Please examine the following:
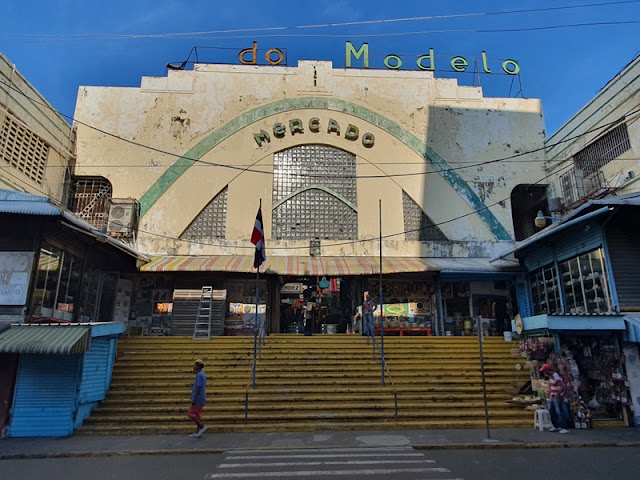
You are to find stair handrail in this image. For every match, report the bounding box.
[369,335,399,421]
[245,316,266,423]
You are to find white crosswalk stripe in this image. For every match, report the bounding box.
[205,446,463,479]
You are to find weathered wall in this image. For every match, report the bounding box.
[545,55,640,201]
[0,53,74,201]
[73,60,545,257]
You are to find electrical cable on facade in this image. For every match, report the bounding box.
[1,79,637,180]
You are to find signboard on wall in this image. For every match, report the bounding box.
[0,252,34,305]
[113,278,133,325]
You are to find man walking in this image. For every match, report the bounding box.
[188,359,207,438]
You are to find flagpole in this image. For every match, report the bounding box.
[252,199,262,389]
[379,199,385,387]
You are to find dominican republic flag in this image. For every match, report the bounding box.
[251,204,266,269]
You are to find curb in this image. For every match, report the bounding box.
[2,441,640,460]
[413,441,640,450]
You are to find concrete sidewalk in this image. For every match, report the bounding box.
[2,427,640,459]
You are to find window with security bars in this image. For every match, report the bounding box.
[1,113,49,184]
[273,145,357,240]
[402,191,448,241]
[181,186,228,240]
[574,124,631,176]
[70,177,113,230]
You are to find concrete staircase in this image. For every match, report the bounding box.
[77,334,532,435]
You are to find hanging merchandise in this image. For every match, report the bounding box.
[560,335,632,424]
[319,276,330,289]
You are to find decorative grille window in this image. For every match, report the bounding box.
[181,186,228,240]
[574,124,631,176]
[1,113,49,184]
[529,249,613,315]
[70,177,112,230]
[559,248,613,314]
[402,191,448,241]
[272,145,357,240]
[529,263,561,315]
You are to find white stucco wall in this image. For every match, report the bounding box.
[73,60,545,257]
[0,53,74,201]
[545,56,640,203]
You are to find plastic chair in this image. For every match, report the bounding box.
[534,409,553,431]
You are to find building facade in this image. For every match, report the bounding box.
[507,54,640,427]
[0,52,74,201]
[73,60,547,336]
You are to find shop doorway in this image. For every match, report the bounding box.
[279,277,354,334]
[0,353,18,433]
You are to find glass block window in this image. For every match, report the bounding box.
[402,191,448,241]
[273,145,357,240]
[1,113,49,184]
[181,186,228,240]
[574,124,631,176]
[70,177,112,230]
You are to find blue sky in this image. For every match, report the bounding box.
[1,0,639,135]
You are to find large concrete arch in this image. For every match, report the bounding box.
[138,97,511,240]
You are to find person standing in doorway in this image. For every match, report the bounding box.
[363,293,377,345]
[188,359,207,438]
[540,363,569,434]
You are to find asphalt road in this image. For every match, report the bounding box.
[1,446,638,480]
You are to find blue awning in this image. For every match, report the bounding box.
[624,315,640,343]
[521,314,626,332]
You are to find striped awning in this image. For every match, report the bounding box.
[0,326,91,355]
[140,255,439,275]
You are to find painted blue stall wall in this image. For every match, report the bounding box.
[106,338,117,388]
[514,275,532,319]
[78,338,111,403]
[522,221,603,271]
[10,355,80,437]
[75,337,118,427]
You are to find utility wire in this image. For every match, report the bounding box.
[1,1,637,39]
[1,78,638,180]
[109,161,579,251]
[3,153,575,252]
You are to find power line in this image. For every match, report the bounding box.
[1,1,637,39]
[109,161,578,252]
[2,77,638,181]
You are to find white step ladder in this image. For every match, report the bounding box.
[192,286,213,341]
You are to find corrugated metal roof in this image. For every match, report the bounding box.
[0,188,147,261]
[0,326,91,355]
[0,189,61,215]
[429,257,520,272]
[140,255,439,275]
[141,255,517,275]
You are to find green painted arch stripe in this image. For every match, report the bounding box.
[138,97,511,240]
[273,185,358,212]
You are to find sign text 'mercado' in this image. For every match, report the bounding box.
[253,118,375,148]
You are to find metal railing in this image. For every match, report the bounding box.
[245,317,266,423]
[368,332,399,422]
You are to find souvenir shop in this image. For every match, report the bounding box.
[520,332,634,427]
[364,277,435,336]
[440,279,514,337]
[278,276,354,335]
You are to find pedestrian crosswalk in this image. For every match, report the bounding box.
[204,446,463,479]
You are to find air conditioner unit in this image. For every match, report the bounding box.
[561,169,584,207]
[548,197,563,213]
[107,200,138,234]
